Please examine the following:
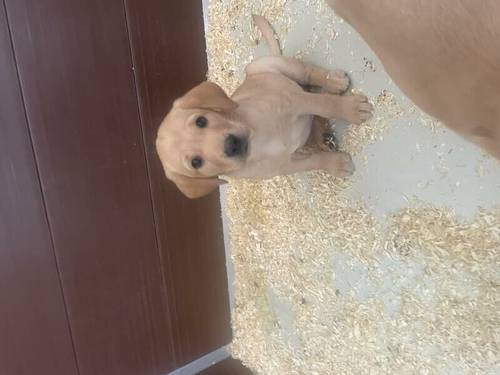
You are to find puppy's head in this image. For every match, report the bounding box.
[156,82,250,199]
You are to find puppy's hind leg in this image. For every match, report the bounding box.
[246,56,350,94]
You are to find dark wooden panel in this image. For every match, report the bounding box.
[0,3,79,375]
[125,0,231,365]
[4,0,175,374]
[198,358,254,375]
[124,0,231,366]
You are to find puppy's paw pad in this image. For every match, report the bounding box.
[325,69,350,94]
[343,94,374,125]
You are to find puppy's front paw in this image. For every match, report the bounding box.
[323,152,355,177]
[342,94,373,125]
[324,69,350,94]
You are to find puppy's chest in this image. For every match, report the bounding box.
[252,114,311,158]
[240,96,312,156]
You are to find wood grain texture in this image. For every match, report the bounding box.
[124,0,231,366]
[4,0,175,374]
[198,358,254,375]
[0,3,79,374]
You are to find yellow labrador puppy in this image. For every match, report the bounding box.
[156,16,373,199]
[327,0,500,159]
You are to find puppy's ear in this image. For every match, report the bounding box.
[174,82,237,112]
[164,169,227,199]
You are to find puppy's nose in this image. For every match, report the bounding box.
[224,134,247,157]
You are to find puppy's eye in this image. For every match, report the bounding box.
[195,116,208,128]
[191,156,203,169]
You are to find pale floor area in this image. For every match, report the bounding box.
[202,0,499,374]
[271,3,500,221]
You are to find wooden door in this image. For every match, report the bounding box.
[0,1,231,374]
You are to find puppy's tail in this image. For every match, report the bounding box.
[252,15,281,56]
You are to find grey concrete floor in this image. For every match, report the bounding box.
[220,0,499,297]
[181,1,500,374]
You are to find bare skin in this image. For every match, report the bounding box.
[327,0,500,159]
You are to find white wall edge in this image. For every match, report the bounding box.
[166,346,230,375]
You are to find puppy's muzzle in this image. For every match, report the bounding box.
[224,134,248,158]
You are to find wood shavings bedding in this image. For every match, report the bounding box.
[227,176,499,374]
[206,1,500,374]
